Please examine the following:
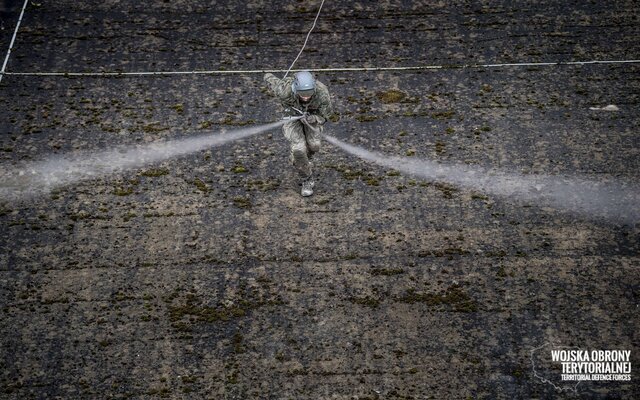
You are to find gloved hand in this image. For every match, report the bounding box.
[305,113,317,124]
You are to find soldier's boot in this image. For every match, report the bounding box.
[301,175,315,197]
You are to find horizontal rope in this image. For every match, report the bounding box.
[1,59,639,78]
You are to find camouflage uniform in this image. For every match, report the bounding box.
[264,73,334,180]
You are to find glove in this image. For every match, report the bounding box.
[304,114,325,125]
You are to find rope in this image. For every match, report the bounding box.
[3,59,639,77]
[0,0,30,85]
[282,0,326,79]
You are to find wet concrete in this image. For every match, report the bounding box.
[0,1,639,399]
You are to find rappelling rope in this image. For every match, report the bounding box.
[282,0,326,79]
[0,0,30,85]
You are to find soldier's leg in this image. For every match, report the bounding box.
[304,123,323,161]
[299,123,322,197]
[283,120,311,179]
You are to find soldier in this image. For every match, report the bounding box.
[264,71,334,197]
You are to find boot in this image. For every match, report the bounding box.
[301,176,315,197]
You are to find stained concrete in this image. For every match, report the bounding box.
[0,1,639,399]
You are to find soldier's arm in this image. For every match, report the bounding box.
[263,73,290,100]
[317,90,334,124]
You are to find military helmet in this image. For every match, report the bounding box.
[292,71,316,98]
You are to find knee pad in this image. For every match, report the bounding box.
[307,140,321,154]
[292,144,307,158]
[291,146,307,166]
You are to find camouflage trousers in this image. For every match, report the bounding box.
[283,119,322,180]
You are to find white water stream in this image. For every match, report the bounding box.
[0,120,291,201]
[324,134,639,225]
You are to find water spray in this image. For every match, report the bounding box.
[0,119,299,202]
[324,134,639,225]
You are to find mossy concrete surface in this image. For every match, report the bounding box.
[1,1,639,399]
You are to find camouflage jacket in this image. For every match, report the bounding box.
[264,73,334,123]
